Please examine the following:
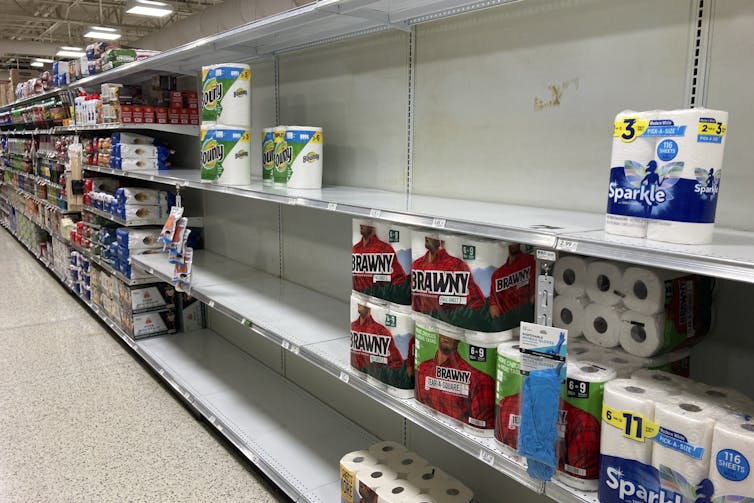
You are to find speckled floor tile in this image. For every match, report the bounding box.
[0,230,290,503]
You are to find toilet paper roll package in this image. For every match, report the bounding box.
[583,303,626,348]
[200,126,251,185]
[619,274,713,357]
[406,465,450,493]
[621,267,686,315]
[115,187,170,207]
[585,260,626,306]
[116,227,162,250]
[412,230,531,332]
[606,108,728,244]
[384,451,427,479]
[414,318,497,433]
[201,64,251,127]
[352,219,411,305]
[605,110,656,238]
[350,294,415,397]
[554,255,593,297]
[340,450,380,503]
[630,368,690,392]
[377,481,421,502]
[368,441,407,464]
[708,411,754,500]
[557,361,618,491]
[494,341,523,452]
[425,479,474,503]
[553,295,591,338]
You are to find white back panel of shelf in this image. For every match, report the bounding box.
[278,31,410,191]
[412,0,692,214]
[208,310,285,374]
[705,0,754,230]
[250,58,276,179]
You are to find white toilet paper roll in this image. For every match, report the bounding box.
[652,396,723,486]
[585,261,626,305]
[583,303,627,348]
[360,464,399,488]
[384,451,427,479]
[601,379,666,464]
[426,479,474,503]
[554,256,592,297]
[606,110,656,238]
[630,368,689,392]
[406,465,449,493]
[708,412,754,499]
[619,311,666,357]
[368,441,407,463]
[558,361,619,491]
[622,267,684,315]
[340,450,380,474]
[553,295,590,337]
[646,109,728,245]
[402,495,441,503]
[593,347,646,378]
[340,450,381,503]
[568,339,596,358]
[693,383,750,410]
[377,481,422,502]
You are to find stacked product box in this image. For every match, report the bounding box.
[84,180,174,226]
[114,226,163,280]
[109,132,172,171]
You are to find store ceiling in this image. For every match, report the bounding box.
[0,0,224,69]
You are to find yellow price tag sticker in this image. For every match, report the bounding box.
[698,121,727,137]
[614,117,650,143]
[311,131,323,144]
[603,405,660,442]
[340,466,355,503]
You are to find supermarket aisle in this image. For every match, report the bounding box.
[0,230,289,503]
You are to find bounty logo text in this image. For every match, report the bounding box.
[202,80,223,109]
[201,140,225,168]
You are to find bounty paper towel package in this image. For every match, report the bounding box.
[200,126,251,185]
[414,317,497,433]
[605,108,728,244]
[352,219,412,305]
[284,126,323,189]
[261,127,274,186]
[350,294,415,397]
[201,64,251,126]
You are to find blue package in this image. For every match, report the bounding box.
[518,367,563,481]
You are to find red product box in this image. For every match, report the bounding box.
[120,105,133,124]
[184,91,198,109]
[156,107,168,124]
[169,91,183,108]
[168,108,181,125]
[132,106,144,124]
[189,114,199,125]
[143,106,155,124]
[179,108,190,125]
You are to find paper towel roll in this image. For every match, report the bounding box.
[558,361,618,491]
[377,481,422,502]
[652,396,722,486]
[402,495,440,503]
[593,347,646,378]
[495,341,522,452]
[554,256,591,297]
[405,465,449,493]
[201,64,251,127]
[583,303,626,348]
[619,310,667,357]
[601,379,666,464]
[646,109,729,245]
[285,126,323,189]
[708,412,754,499]
[630,368,688,392]
[340,450,381,503]
[553,295,590,337]
[368,441,407,463]
[693,383,750,410]
[622,267,683,315]
[425,479,474,503]
[261,127,274,186]
[605,110,656,237]
[568,339,595,358]
[585,261,626,305]
[200,126,251,185]
[385,451,427,479]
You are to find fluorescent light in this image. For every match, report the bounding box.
[126,0,173,17]
[56,49,86,58]
[84,30,122,40]
[60,46,82,51]
[90,26,118,32]
[34,58,54,63]
[30,62,44,68]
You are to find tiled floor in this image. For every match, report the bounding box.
[0,230,290,502]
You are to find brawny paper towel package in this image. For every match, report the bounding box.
[583,303,627,348]
[557,361,618,491]
[349,294,415,397]
[606,110,656,237]
[605,108,728,244]
[352,219,412,305]
[494,341,523,453]
[201,64,251,126]
[708,412,754,500]
[553,295,591,338]
[554,255,593,297]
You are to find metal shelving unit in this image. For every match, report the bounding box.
[130,249,546,495]
[0,123,199,136]
[0,221,377,503]
[8,185,78,215]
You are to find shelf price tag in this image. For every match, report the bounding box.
[208,300,215,308]
[479,449,495,466]
[557,239,579,252]
[290,345,300,355]
[536,249,557,262]
[339,371,350,383]
[369,209,381,218]
[281,340,290,351]
[327,202,337,211]
[241,318,252,328]
[288,198,296,205]
[431,218,446,229]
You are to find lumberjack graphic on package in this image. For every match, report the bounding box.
[352,219,411,305]
[414,315,497,431]
[350,292,415,395]
[411,230,536,332]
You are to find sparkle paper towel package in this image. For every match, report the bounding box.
[352,219,412,305]
[605,108,728,244]
[708,412,754,500]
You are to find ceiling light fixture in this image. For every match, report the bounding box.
[90,26,118,32]
[30,61,44,67]
[56,49,87,58]
[125,0,173,17]
[84,30,122,40]
[34,58,55,63]
[60,46,83,51]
